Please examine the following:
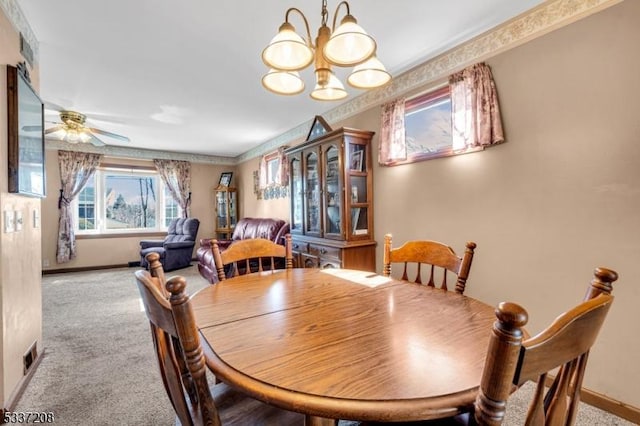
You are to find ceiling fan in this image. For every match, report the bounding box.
[41,106,131,146]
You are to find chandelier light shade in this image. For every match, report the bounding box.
[347,55,391,89]
[323,15,376,66]
[262,69,305,95]
[261,0,391,101]
[311,70,348,101]
[262,22,314,71]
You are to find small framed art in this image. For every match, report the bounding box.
[350,150,363,172]
[219,172,233,187]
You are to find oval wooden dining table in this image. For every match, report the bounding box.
[189,268,497,425]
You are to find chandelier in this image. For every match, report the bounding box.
[261,0,391,101]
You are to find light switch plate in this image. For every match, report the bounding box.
[4,210,15,233]
[33,209,40,228]
[15,210,23,231]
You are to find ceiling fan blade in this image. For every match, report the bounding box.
[87,127,130,142]
[87,133,106,147]
[44,100,65,112]
[44,125,66,135]
[22,125,43,132]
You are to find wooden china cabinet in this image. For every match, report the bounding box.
[214,185,237,239]
[286,127,376,272]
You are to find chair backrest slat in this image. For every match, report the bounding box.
[383,234,476,294]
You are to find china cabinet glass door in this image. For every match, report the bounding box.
[290,156,303,233]
[215,186,237,239]
[348,142,370,238]
[304,150,321,236]
[323,145,342,239]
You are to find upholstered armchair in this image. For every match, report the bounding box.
[139,218,200,271]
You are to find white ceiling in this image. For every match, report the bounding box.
[17,0,543,158]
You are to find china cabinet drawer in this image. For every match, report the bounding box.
[291,241,308,253]
[308,243,340,260]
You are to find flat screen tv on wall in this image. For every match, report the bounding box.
[7,63,46,198]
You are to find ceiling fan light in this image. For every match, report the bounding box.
[310,70,347,101]
[66,129,80,143]
[262,69,305,95]
[262,22,314,71]
[79,130,92,143]
[323,15,376,66]
[50,128,67,140]
[347,55,391,89]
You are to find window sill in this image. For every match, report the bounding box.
[76,231,166,240]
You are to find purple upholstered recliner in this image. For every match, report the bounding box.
[139,218,200,271]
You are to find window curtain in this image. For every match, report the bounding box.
[153,159,192,218]
[378,97,407,165]
[258,147,289,189]
[258,155,268,190]
[449,62,504,150]
[56,150,102,263]
[276,147,289,187]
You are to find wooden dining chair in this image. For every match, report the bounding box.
[212,234,293,281]
[366,267,618,426]
[473,267,618,425]
[383,234,476,294]
[135,252,303,425]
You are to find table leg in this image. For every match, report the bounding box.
[305,414,338,426]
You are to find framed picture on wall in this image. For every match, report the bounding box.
[219,172,233,187]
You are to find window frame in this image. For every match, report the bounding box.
[400,86,455,165]
[73,165,177,236]
[398,85,483,166]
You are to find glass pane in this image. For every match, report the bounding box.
[217,191,228,228]
[77,174,96,231]
[325,146,341,235]
[229,191,237,227]
[305,152,320,233]
[349,144,365,172]
[350,175,367,203]
[351,207,368,235]
[105,174,157,229]
[164,187,179,227]
[405,93,452,157]
[290,158,303,231]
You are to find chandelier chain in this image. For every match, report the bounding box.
[321,0,328,26]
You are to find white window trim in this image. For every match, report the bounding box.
[74,167,178,235]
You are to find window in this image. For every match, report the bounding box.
[163,187,180,227]
[74,167,177,234]
[403,86,453,163]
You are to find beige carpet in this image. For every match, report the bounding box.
[15,266,634,425]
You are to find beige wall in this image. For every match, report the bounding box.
[0,10,43,408]
[28,0,640,412]
[41,153,234,271]
[236,157,289,221]
[241,1,640,409]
